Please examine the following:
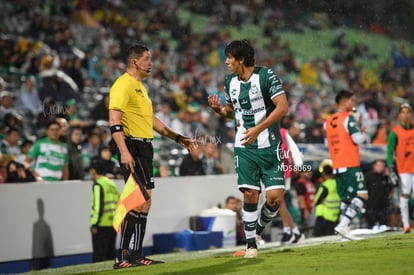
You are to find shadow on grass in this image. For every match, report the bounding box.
[157,257,265,275]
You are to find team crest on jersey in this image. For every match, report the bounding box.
[270,132,276,140]
[250,84,259,94]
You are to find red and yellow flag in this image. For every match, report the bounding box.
[112,173,150,232]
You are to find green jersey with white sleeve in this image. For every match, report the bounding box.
[224,66,285,149]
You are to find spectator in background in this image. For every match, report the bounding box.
[91,145,121,179]
[154,100,172,125]
[365,159,395,229]
[15,76,42,117]
[67,127,85,180]
[36,97,57,134]
[0,155,15,183]
[5,160,36,183]
[371,118,390,145]
[54,117,70,143]
[0,91,17,121]
[202,142,224,175]
[171,108,193,138]
[91,94,110,122]
[25,121,69,182]
[89,157,119,262]
[314,160,340,237]
[224,196,245,245]
[387,103,414,233]
[179,145,205,176]
[65,98,89,129]
[16,139,34,164]
[0,127,21,157]
[81,130,102,170]
[294,170,317,231]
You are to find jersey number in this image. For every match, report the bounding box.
[355,171,364,182]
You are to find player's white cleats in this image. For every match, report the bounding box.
[244,248,258,258]
[256,235,265,246]
[335,226,363,241]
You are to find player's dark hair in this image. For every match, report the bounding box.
[224,39,255,66]
[126,44,149,64]
[335,90,354,104]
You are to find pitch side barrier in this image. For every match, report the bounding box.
[0,175,238,265]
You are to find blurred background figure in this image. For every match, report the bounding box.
[364,159,396,230]
[224,195,245,245]
[89,157,119,262]
[67,127,85,180]
[294,170,316,234]
[202,142,224,175]
[179,145,205,176]
[314,160,340,236]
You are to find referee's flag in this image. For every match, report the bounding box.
[112,173,150,232]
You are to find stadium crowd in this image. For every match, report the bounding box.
[0,0,413,184]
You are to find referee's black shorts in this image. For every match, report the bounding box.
[118,138,155,189]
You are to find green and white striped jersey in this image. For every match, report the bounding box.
[28,137,69,181]
[224,66,285,149]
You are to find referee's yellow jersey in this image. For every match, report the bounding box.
[109,73,153,138]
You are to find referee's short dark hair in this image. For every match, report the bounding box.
[335,90,354,104]
[126,44,149,63]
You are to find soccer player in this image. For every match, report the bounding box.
[387,102,414,233]
[208,39,289,258]
[324,90,368,240]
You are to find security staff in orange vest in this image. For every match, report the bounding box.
[324,90,368,240]
[387,102,414,233]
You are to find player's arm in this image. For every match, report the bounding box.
[346,115,367,144]
[314,185,328,205]
[386,130,397,166]
[153,116,197,151]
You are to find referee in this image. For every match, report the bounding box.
[109,44,196,269]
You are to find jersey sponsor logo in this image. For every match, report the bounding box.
[250,95,264,103]
[242,106,265,115]
[231,89,237,96]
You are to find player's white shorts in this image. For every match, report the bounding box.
[399,173,414,195]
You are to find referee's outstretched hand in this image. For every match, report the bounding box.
[178,136,198,152]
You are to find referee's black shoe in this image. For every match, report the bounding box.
[113,249,140,269]
[134,256,165,266]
